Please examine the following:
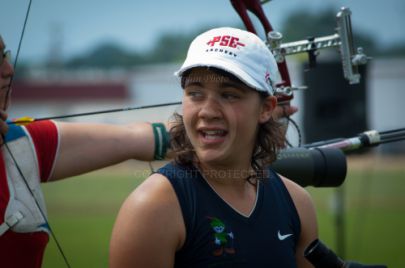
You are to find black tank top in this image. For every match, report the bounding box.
[157,162,301,268]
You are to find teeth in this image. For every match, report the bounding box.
[204,130,224,135]
[202,130,226,139]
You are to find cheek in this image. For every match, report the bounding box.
[182,102,197,133]
[182,101,192,122]
[235,104,262,124]
[230,105,262,138]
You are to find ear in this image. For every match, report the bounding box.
[258,95,277,123]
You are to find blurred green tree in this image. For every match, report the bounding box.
[60,8,404,70]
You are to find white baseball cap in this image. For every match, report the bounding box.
[175,27,281,95]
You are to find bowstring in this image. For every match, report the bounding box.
[3,144,71,267]
[4,0,32,110]
[284,116,302,148]
[4,0,71,266]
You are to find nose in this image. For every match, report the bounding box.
[198,95,222,120]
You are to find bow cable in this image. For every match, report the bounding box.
[4,0,71,266]
[4,0,32,110]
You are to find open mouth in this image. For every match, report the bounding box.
[199,129,228,140]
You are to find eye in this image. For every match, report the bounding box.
[222,93,237,100]
[1,50,11,65]
[184,87,204,100]
[221,90,241,100]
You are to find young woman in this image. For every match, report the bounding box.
[110,27,318,268]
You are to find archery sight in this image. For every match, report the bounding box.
[267,7,371,99]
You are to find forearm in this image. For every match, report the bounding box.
[50,121,158,180]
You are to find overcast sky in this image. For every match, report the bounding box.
[1,0,404,63]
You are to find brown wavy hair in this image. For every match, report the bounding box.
[170,67,285,180]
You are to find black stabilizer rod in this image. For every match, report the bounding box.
[271,147,347,187]
[304,128,405,152]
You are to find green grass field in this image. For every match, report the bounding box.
[41,156,405,267]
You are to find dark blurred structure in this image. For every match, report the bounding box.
[12,80,128,102]
[303,61,368,143]
[9,75,132,123]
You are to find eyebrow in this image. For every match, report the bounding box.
[184,80,203,88]
[184,78,250,93]
[220,81,250,92]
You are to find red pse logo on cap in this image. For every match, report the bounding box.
[207,35,245,49]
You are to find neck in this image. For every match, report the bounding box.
[197,161,255,186]
[197,161,259,217]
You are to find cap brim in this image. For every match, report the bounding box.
[175,57,268,93]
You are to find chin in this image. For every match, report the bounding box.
[196,150,229,166]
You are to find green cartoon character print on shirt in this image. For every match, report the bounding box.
[208,217,236,256]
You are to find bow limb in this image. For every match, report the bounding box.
[230,0,292,100]
[230,0,299,147]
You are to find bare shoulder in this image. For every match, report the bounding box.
[278,175,317,226]
[279,175,314,211]
[110,172,185,268]
[279,175,318,267]
[133,172,176,200]
[119,172,183,227]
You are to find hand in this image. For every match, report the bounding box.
[273,104,298,121]
[273,104,298,140]
[0,110,8,144]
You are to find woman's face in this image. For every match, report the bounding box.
[182,68,276,169]
[0,36,14,110]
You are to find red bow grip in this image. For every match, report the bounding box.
[230,0,293,103]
